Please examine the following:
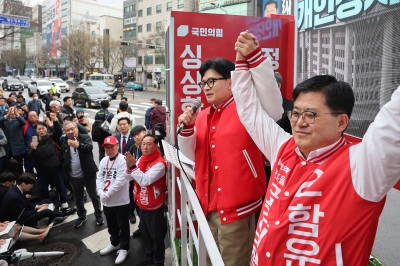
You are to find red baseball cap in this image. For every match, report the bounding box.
[102,136,119,147]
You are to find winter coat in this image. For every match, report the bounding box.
[0,116,25,157]
[27,121,62,170]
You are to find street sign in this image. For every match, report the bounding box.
[0,16,30,28]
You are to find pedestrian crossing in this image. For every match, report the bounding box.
[78,100,166,126]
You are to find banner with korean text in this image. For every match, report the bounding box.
[171,11,295,121]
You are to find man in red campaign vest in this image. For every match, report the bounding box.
[232,31,400,265]
[177,38,283,264]
[125,134,167,266]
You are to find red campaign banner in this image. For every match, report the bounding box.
[171,11,296,119]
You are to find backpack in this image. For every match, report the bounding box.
[92,110,111,142]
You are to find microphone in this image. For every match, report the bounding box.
[177,99,202,134]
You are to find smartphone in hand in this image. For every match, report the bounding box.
[67,132,75,140]
[32,136,38,147]
[46,111,51,118]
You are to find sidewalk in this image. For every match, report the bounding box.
[143,85,166,92]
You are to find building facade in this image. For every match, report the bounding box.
[297,1,400,138]
[40,0,124,77]
[135,0,195,85]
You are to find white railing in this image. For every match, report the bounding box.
[163,140,224,266]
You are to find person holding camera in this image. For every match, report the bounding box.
[0,106,25,174]
[75,108,91,132]
[27,112,74,215]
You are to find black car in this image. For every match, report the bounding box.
[72,86,111,108]
[16,76,33,89]
[81,81,118,99]
[2,77,24,91]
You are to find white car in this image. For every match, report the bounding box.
[0,77,7,86]
[50,78,70,92]
[28,80,61,97]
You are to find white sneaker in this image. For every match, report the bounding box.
[115,249,128,264]
[61,202,68,209]
[99,243,119,255]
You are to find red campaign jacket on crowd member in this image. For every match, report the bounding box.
[127,149,166,211]
[232,58,400,264]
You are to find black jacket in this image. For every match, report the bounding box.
[60,105,74,115]
[115,133,134,154]
[27,121,62,170]
[0,184,9,207]
[0,185,37,223]
[128,142,142,160]
[276,97,293,135]
[61,133,98,177]
[0,115,26,157]
[42,94,53,112]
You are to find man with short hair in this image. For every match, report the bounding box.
[232,31,400,265]
[42,89,54,112]
[148,99,166,134]
[118,97,132,114]
[28,93,45,116]
[97,136,130,265]
[128,125,147,227]
[16,94,25,105]
[0,98,8,117]
[109,102,136,134]
[177,37,282,265]
[0,173,67,226]
[145,98,156,133]
[61,121,103,228]
[22,111,40,173]
[0,171,16,206]
[263,0,278,17]
[6,93,17,107]
[17,103,29,120]
[125,134,167,266]
[115,117,134,154]
[92,100,114,162]
[60,96,74,116]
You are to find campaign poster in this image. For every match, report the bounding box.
[170,11,295,124]
[46,0,61,58]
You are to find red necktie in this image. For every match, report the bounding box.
[122,136,127,152]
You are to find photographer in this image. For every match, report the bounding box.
[75,108,91,132]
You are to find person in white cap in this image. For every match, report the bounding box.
[96,136,130,264]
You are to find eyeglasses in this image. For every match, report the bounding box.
[198,77,228,89]
[287,110,343,124]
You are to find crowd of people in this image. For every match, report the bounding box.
[1,29,399,266]
[0,87,168,265]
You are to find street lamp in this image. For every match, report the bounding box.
[210,3,228,14]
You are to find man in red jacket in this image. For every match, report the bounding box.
[177,51,283,264]
[125,134,166,266]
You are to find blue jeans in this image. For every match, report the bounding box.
[36,165,67,204]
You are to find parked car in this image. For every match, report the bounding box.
[16,76,33,89]
[72,86,111,108]
[28,80,61,97]
[81,80,118,99]
[125,82,143,91]
[66,78,79,85]
[50,78,70,92]
[0,77,7,86]
[2,77,24,91]
[78,79,87,85]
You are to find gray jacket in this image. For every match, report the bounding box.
[0,128,7,158]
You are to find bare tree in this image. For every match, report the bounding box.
[0,0,36,43]
[1,49,27,74]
